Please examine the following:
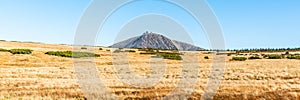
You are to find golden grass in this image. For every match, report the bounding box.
[1,41,300,99]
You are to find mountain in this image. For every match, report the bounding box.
[110,32,202,51]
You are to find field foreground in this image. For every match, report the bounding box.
[1,41,300,99]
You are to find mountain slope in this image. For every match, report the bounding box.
[111,32,202,51]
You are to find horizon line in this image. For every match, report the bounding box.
[1,39,299,51]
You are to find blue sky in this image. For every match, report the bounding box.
[0,0,299,49]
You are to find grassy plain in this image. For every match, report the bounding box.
[1,41,300,99]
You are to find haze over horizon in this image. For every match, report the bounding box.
[0,0,300,49]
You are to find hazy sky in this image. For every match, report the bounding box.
[0,0,299,49]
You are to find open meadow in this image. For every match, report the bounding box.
[1,41,300,99]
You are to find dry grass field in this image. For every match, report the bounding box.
[1,41,300,99]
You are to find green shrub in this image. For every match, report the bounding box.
[113,49,136,53]
[140,52,156,55]
[285,51,289,55]
[264,54,283,59]
[81,47,87,50]
[287,55,300,59]
[45,51,100,58]
[248,56,261,60]
[231,57,247,61]
[9,49,33,54]
[139,49,156,55]
[204,56,209,59]
[10,41,19,42]
[138,48,157,52]
[160,53,182,60]
[0,48,9,52]
[140,51,182,60]
[113,49,122,53]
[138,48,148,51]
[124,50,136,53]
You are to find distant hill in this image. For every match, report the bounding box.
[111,32,202,51]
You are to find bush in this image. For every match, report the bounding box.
[138,48,148,51]
[140,51,182,60]
[287,55,300,59]
[140,50,156,55]
[138,48,157,52]
[160,53,182,60]
[231,57,247,61]
[45,51,100,58]
[113,49,136,53]
[0,48,9,52]
[81,47,87,50]
[248,56,261,60]
[140,52,157,55]
[204,56,209,59]
[9,49,33,54]
[124,50,136,53]
[10,41,19,42]
[264,54,283,59]
[113,49,122,53]
[285,51,289,55]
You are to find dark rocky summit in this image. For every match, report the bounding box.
[111,32,202,51]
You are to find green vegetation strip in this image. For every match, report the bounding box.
[45,51,100,58]
[231,57,247,61]
[204,56,209,59]
[287,55,300,59]
[248,56,261,59]
[0,48,33,54]
[138,48,182,60]
[9,49,33,54]
[0,48,9,52]
[160,52,182,60]
[263,54,283,59]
